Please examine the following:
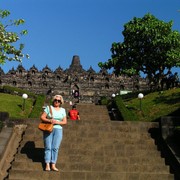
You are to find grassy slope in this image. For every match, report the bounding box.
[0,88,179,121]
[0,93,34,119]
[124,88,180,121]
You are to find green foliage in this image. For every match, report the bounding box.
[28,94,46,118]
[99,13,180,87]
[0,93,33,118]
[0,9,29,65]
[1,85,36,98]
[100,96,110,105]
[114,95,138,121]
[123,88,180,121]
[0,86,45,119]
[0,90,45,119]
[120,89,154,101]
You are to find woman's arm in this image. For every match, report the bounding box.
[59,116,67,125]
[40,112,53,123]
[52,116,67,125]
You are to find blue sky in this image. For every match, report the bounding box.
[0,0,180,76]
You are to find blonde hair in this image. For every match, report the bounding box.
[52,95,64,104]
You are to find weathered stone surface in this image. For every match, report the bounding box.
[6,104,174,180]
[0,55,148,102]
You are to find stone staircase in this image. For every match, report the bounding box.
[7,103,174,180]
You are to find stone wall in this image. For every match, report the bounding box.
[0,55,149,102]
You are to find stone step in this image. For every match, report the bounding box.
[11,161,170,174]
[60,142,158,153]
[8,170,59,180]
[26,119,157,133]
[22,132,152,143]
[72,131,148,139]
[64,122,152,129]
[14,152,43,163]
[23,133,43,140]
[77,105,108,110]
[14,154,164,169]
[16,147,161,164]
[64,132,152,140]
[11,161,43,170]
[79,111,109,115]
[59,155,166,165]
[23,130,151,140]
[8,170,174,180]
[21,136,154,148]
[24,123,154,135]
[0,127,13,157]
[18,137,156,150]
[59,148,161,158]
[18,138,159,154]
[79,115,108,120]
[14,153,165,165]
[7,104,174,179]
[14,154,33,162]
[67,120,158,128]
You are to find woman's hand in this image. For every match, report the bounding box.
[51,117,67,125]
[51,119,57,124]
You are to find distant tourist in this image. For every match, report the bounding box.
[69,101,73,106]
[68,104,80,121]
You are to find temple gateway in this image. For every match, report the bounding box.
[0,55,148,103]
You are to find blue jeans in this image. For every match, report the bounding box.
[43,128,63,164]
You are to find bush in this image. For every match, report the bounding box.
[1,85,36,99]
[28,94,46,118]
[100,96,110,105]
[121,90,153,101]
[114,95,138,121]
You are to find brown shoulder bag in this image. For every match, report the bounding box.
[38,105,53,133]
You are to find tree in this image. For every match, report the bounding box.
[0,10,29,65]
[98,13,180,88]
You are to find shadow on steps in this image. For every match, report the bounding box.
[20,141,45,169]
[149,127,180,180]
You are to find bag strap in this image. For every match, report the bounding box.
[49,105,53,118]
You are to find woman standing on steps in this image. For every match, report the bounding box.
[40,95,67,171]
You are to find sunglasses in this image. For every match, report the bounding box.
[54,99,61,103]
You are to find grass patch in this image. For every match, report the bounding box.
[0,93,34,119]
[0,88,179,122]
[124,88,180,121]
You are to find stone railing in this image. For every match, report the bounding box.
[160,116,180,179]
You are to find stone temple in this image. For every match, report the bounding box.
[0,55,148,103]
